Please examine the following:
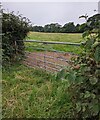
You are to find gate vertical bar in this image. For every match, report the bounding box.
[44,50,46,71]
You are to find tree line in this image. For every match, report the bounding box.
[32,22,87,33]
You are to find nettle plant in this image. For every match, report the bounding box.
[57,14,100,119]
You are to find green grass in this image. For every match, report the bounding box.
[2,63,72,118]
[25,32,84,54]
[27,32,83,42]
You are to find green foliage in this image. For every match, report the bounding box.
[32,22,88,33]
[44,23,61,33]
[62,22,76,33]
[33,25,44,32]
[57,14,100,119]
[94,45,100,62]
[2,11,32,64]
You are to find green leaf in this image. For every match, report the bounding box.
[94,45,100,62]
[67,71,77,81]
[92,41,100,48]
[92,104,99,116]
[89,101,99,116]
[84,91,91,98]
[82,31,90,38]
[89,76,98,85]
[95,69,100,77]
[82,105,86,112]
[76,102,82,112]
[91,93,96,99]
[56,69,66,80]
[85,39,95,49]
[75,75,84,83]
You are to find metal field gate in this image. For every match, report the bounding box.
[19,40,83,73]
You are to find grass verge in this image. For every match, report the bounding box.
[2,63,72,118]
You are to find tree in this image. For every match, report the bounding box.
[44,23,61,33]
[62,22,76,33]
[75,24,81,33]
[33,26,44,32]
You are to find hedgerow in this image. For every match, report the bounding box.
[2,11,32,64]
[57,14,100,119]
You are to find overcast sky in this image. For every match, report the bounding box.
[2,2,98,26]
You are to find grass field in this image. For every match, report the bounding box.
[25,32,84,54]
[2,63,72,118]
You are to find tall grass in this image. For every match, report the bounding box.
[2,64,72,118]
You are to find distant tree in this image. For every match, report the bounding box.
[75,24,81,33]
[44,23,61,33]
[62,22,76,33]
[32,22,92,33]
[33,26,44,32]
[44,24,51,32]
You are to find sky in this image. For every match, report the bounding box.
[2,2,99,26]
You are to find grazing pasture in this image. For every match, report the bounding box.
[25,32,84,54]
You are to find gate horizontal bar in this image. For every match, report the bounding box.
[21,40,85,46]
